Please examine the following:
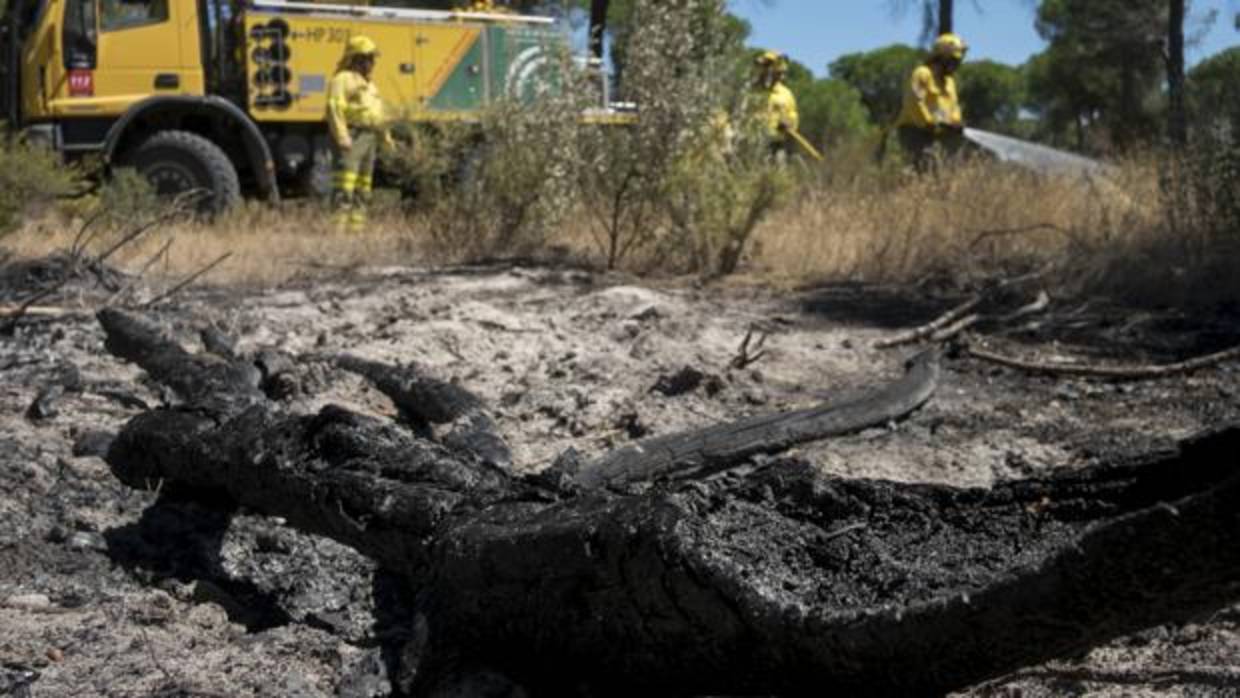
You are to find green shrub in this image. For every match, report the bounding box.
[577,0,791,276]
[387,50,589,262]
[99,167,161,221]
[0,135,82,236]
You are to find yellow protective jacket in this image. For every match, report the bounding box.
[762,83,800,140]
[895,64,963,131]
[459,0,512,12]
[326,69,387,148]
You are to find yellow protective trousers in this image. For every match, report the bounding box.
[331,130,378,234]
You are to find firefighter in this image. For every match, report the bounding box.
[752,51,799,158]
[326,35,394,233]
[458,0,512,13]
[894,33,968,172]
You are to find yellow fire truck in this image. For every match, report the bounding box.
[0,0,620,211]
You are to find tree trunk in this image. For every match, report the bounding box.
[589,0,609,61]
[96,309,1240,697]
[939,0,954,35]
[1167,0,1188,146]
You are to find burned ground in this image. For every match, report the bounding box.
[2,260,1239,697]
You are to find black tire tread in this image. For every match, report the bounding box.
[125,129,241,213]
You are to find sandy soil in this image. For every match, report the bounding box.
[2,257,1239,697]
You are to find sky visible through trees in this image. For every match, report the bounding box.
[732,0,1237,76]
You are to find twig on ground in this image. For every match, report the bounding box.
[875,295,982,349]
[68,209,111,261]
[995,290,1051,324]
[965,339,1240,380]
[142,251,233,308]
[928,313,983,344]
[2,199,189,332]
[877,265,1055,350]
[0,305,75,318]
[2,285,68,334]
[1003,666,1240,689]
[105,237,175,307]
[822,522,868,542]
[730,323,771,369]
[92,208,182,268]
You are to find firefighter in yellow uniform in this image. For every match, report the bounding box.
[457,0,512,13]
[894,33,967,172]
[752,51,799,158]
[326,35,394,233]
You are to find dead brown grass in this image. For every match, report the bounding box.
[749,156,1162,288]
[6,153,1234,312]
[5,201,431,287]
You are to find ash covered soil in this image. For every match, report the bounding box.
[2,257,1239,697]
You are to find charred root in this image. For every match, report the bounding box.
[97,309,1240,697]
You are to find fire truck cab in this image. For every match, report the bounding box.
[0,1,609,211]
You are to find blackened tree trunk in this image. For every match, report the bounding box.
[939,0,954,35]
[589,0,609,61]
[1167,0,1188,146]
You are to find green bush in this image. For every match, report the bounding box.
[98,167,161,221]
[0,135,82,236]
[577,0,790,276]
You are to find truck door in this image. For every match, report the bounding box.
[3,0,49,125]
[350,22,416,121]
[89,0,204,115]
[18,0,63,122]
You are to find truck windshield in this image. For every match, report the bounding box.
[99,0,168,32]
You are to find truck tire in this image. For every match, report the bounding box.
[123,130,241,214]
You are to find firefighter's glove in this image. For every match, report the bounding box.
[338,139,353,153]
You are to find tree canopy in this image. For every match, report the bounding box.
[1188,46,1240,132]
[828,44,923,127]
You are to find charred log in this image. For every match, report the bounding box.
[97,310,1240,697]
[567,349,939,490]
[97,308,262,414]
[337,354,512,470]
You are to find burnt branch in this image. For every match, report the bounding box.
[336,355,512,470]
[143,252,234,308]
[875,295,982,349]
[966,338,1240,380]
[97,310,1240,697]
[96,308,262,414]
[730,323,771,369]
[569,349,940,490]
[877,269,1054,350]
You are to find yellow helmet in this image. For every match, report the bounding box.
[754,50,788,75]
[932,33,968,61]
[345,35,379,59]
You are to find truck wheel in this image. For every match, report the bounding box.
[123,130,241,214]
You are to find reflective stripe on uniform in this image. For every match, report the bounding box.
[333,170,359,192]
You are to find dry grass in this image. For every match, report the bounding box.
[749,156,1162,288]
[5,201,431,287]
[6,153,1236,311]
